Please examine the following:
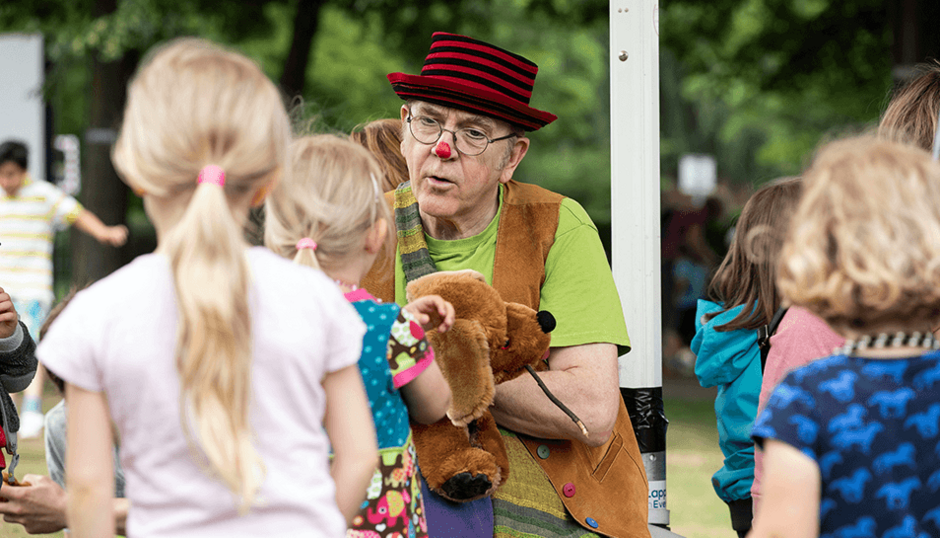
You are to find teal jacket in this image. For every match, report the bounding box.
[691,300,761,503]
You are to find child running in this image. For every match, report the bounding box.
[264,134,453,538]
[751,136,940,538]
[691,177,802,538]
[0,140,128,439]
[35,38,377,538]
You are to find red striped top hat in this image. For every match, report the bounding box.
[388,32,557,131]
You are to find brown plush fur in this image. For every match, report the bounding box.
[406,270,553,502]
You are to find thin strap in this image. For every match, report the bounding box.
[758,307,788,373]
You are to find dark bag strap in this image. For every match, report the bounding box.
[757,307,788,373]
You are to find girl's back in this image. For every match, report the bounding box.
[39,247,363,537]
[750,136,940,538]
[755,351,940,535]
[265,134,452,538]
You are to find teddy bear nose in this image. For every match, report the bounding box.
[536,311,556,334]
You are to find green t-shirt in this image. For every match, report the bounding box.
[394,185,630,349]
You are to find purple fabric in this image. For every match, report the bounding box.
[420,476,493,538]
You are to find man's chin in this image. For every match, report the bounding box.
[415,195,459,221]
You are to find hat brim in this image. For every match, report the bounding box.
[388,72,557,131]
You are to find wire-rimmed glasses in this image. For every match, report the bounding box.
[406,114,517,156]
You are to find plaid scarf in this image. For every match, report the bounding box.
[394,181,437,283]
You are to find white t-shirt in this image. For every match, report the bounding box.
[38,247,365,538]
[0,176,83,303]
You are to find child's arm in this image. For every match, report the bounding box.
[64,382,115,538]
[400,363,451,425]
[403,295,455,334]
[0,474,130,535]
[392,302,453,424]
[323,364,377,525]
[749,439,820,538]
[0,286,37,392]
[73,209,128,247]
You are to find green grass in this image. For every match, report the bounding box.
[664,397,731,538]
[5,390,729,538]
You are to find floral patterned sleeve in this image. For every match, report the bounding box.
[387,306,435,389]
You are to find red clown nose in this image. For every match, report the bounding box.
[435,141,452,159]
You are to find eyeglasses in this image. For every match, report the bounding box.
[406,114,517,156]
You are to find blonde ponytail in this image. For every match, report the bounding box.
[162,180,261,509]
[112,38,290,510]
[292,245,321,270]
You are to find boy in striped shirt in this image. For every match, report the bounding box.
[0,140,127,438]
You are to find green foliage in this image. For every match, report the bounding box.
[660,0,894,183]
[0,0,620,231]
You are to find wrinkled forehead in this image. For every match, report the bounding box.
[409,100,506,131]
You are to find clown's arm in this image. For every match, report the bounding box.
[490,343,620,446]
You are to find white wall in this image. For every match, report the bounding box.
[0,34,45,180]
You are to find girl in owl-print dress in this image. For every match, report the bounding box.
[264,134,454,538]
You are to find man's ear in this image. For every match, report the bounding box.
[499,136,530,184]
[400,105,410,154]
[365,217,388,254]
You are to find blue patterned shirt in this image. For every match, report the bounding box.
[753,351,940,537]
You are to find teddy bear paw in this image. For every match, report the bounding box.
[447,399,492,427]
[441,472,496,501]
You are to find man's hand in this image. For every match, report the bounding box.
[0,474,68,534]
[0,287,19,339]
[403,295,455,333]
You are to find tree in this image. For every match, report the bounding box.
[3,0,626,283]
[658,0,899,180]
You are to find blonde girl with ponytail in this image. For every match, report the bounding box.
[36,39,377,538]
[265,134,453,538]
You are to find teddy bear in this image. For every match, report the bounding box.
[405,269,582,502]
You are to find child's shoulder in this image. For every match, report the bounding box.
[19,177,69,199]
[246,247,349,311]
[54,253,171,327]
[345,289,400,317]
[779,353,858,391]
[75,252,169,299]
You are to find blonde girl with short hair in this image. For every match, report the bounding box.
[36,38,377,538]
[265,134,453,538]
[750,136,940,538]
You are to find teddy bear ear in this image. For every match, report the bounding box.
[446,269,487,283]
[405,269,488,302]
[405,272,439,302]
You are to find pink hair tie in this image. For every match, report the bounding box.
[296,238,317,251]
[197,165,225,187]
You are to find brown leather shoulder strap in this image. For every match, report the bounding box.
[491,180,563,308]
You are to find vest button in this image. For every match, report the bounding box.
[537,445,550,459]
[562,482,576,497]
[586,517,599,529]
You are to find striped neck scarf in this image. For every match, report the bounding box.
[394,181,438,283]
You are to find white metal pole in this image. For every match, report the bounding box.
[610,2,676,534]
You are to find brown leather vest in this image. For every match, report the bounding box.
[362,180,650,538]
